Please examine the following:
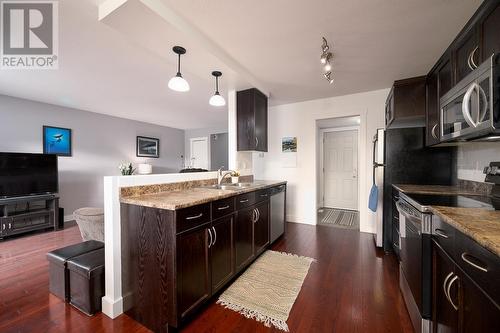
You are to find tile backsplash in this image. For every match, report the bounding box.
[456,142,500,183]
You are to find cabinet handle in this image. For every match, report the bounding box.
[434,228,449,239]
[212,227,217,246]
[8,223,11,229]
[431,124,438,140]
[255,136,259,148]
[2,224,5,230]
[240,199,249,203]
[252,208,257,223]
[186,213,203,220]
[446,275,459,311]
[461,252,488,273]
[208,228,213,248]
[443,272,454,303]
[255,208,260,223]
[469,46,479,70]
[217,205,230,211]
[260,194,268,197]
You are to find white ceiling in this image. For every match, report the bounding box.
[0,0,482,129]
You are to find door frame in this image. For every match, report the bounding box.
[319,126,360,210]
[190,136,210,170]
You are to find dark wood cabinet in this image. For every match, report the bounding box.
[235,205,255,272]
[481,5,500,62]
[459,265,500,333]
[237,88,268,152]
[385,76,426,129]
[426,54,453,146]
[432,243,459,333]
[122,185,285,332]
[177,224,211,320]
[210,215,234,293]
[425,0,500,146]
[253,201,269,256]
[432,221,500,333]
[454,28,479,83]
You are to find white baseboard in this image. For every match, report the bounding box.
[102,295,123,319]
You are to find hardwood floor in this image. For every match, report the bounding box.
[0,223,413,333]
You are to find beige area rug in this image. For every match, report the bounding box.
[217,250,315,332]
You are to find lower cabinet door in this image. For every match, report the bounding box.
[458,265,500,333]
[253,201,269,256]
[210,215,234,293]
[235,206,255,272]
[177,224,211,319]
[433,243,459,333]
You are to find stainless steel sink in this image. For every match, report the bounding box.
[201,184,237,190]
[227,182,253,188]
[200,182,255,190]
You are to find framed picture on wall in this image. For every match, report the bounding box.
[43,126,72,156]
[137,136,159,158]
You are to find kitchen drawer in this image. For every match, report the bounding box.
[255,189,270,202]
[236,192,256,210]
[176,203,211,234]
[212,197,235,220]
[454,230,500,305]
[431,215,456,256]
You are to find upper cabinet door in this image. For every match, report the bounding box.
[480,4,500,62]
[453,28,480,83]
[437,56,453,99]
[237,88,268,152]
[426,69,440,146]
[254,91,268,152]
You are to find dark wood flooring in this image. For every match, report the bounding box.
[0,223,413,333]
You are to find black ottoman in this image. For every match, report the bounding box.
[67,248,105,315]
[46,240,104,302]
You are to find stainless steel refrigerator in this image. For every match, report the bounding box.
[372,127,454,252]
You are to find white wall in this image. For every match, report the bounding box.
[457,142,500,182]
[0,94,185,218]
[253,88,389,233]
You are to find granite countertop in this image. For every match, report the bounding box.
[393,184,481,196]
[430,206,500,257]
[120,180,287,210]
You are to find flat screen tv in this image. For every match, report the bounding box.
[0,153,58,198]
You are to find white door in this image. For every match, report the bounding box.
[190,137,209,170]
[323,130,358,210]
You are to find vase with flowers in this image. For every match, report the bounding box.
[119,162,135,176]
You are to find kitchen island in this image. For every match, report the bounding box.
[120,180,286,332]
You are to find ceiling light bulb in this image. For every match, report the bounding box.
[324,72,334,84]
[209,92,226,106]
[168,46,189,92]
[320,53,328,64]
[324,62,332,72]
[168,73,190,92]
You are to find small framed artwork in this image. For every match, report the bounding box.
[137,136,160,158]
[43,126,72,156]
[282,137,297,152]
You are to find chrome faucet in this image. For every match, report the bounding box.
[218,167,235,185]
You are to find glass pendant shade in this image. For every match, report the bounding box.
[209,92,226,106]
[168,73,190,92]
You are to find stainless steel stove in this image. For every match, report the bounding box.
[396,192,493,333]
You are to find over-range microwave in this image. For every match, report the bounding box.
[440,54,500,143]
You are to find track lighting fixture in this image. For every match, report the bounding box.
[320,37,334,84]
[209,71,226,107]
[168,46,190,92]
[324,72,334,84]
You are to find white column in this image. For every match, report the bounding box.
[102,176,123,318]
[227,89,237,171]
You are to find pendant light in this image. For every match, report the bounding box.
[209,71,226,107]
[168,46,190,92]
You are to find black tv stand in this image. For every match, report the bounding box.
[0,194,60,240]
